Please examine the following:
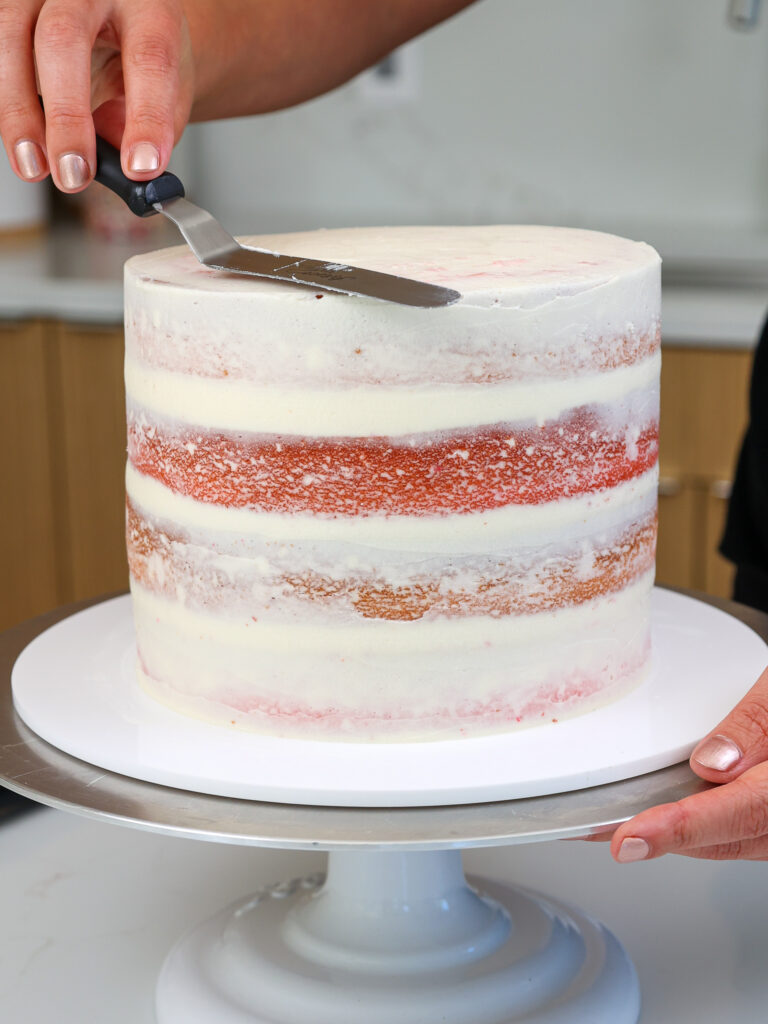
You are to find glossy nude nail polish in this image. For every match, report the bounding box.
[616,837,650,863]
[692,734,742,772]
[127,143,160,174]
[58,153,89,190]
[14,140,44,179]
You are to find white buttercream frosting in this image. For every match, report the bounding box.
[125,353,661,437]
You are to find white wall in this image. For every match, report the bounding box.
[188,0,768,253]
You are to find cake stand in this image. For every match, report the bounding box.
[2,590,767,1024]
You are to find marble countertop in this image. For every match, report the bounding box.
[0,224,177,325]
[2,805,767,1023]
[662,286,768,348]
[1,225,767,347]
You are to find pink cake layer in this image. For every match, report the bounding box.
[127,406,658,517]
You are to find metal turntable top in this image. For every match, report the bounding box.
[1,591,765,852]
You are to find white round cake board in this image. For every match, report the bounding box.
[11,589,768,808]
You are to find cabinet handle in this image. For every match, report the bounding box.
[710,479,733,500]
[658,476,682,497]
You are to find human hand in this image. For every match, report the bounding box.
[0,0,193,192]
[606,664,768,862]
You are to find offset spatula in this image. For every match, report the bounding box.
[94,137,460,308]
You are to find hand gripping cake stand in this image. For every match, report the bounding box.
[2,589,768,1024]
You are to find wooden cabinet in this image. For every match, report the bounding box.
[48,322,127,604]
[657,346,753,598]
[0,321,60,629]
[0,320,127,632]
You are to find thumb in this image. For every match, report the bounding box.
[690,664,768,783]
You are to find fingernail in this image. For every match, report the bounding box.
[127,142,160,174]
[58,152,89,190]
[692,734,742,772]
[616,837,650,863]
[14,140,44,179]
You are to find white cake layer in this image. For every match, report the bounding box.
[124,225,661,388]
[126,462,658,554]
[124,352,661,437]
[132,574,653,741]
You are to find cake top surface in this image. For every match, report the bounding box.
[126,224,660,309]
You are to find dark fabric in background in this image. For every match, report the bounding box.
[721,314,768,612]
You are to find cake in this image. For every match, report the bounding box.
[124,225,661,741]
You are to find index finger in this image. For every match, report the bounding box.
[116,0,184,178]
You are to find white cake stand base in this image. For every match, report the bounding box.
[156,850,639,1024]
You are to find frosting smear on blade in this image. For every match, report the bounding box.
[124,224,661,742]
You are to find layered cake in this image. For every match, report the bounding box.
[125,225,661,741]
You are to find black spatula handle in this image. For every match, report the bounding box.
[94,136,185,217]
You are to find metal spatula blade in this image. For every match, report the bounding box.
[94,138,460,308]
[157,196,460,307]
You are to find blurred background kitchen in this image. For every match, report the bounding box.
[1,0,766,632]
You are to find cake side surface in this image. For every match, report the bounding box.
[124,224,661,741]
[125,224,660,386]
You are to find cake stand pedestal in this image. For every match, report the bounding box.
[156,848,637,1024]
[2,592,767,1024]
